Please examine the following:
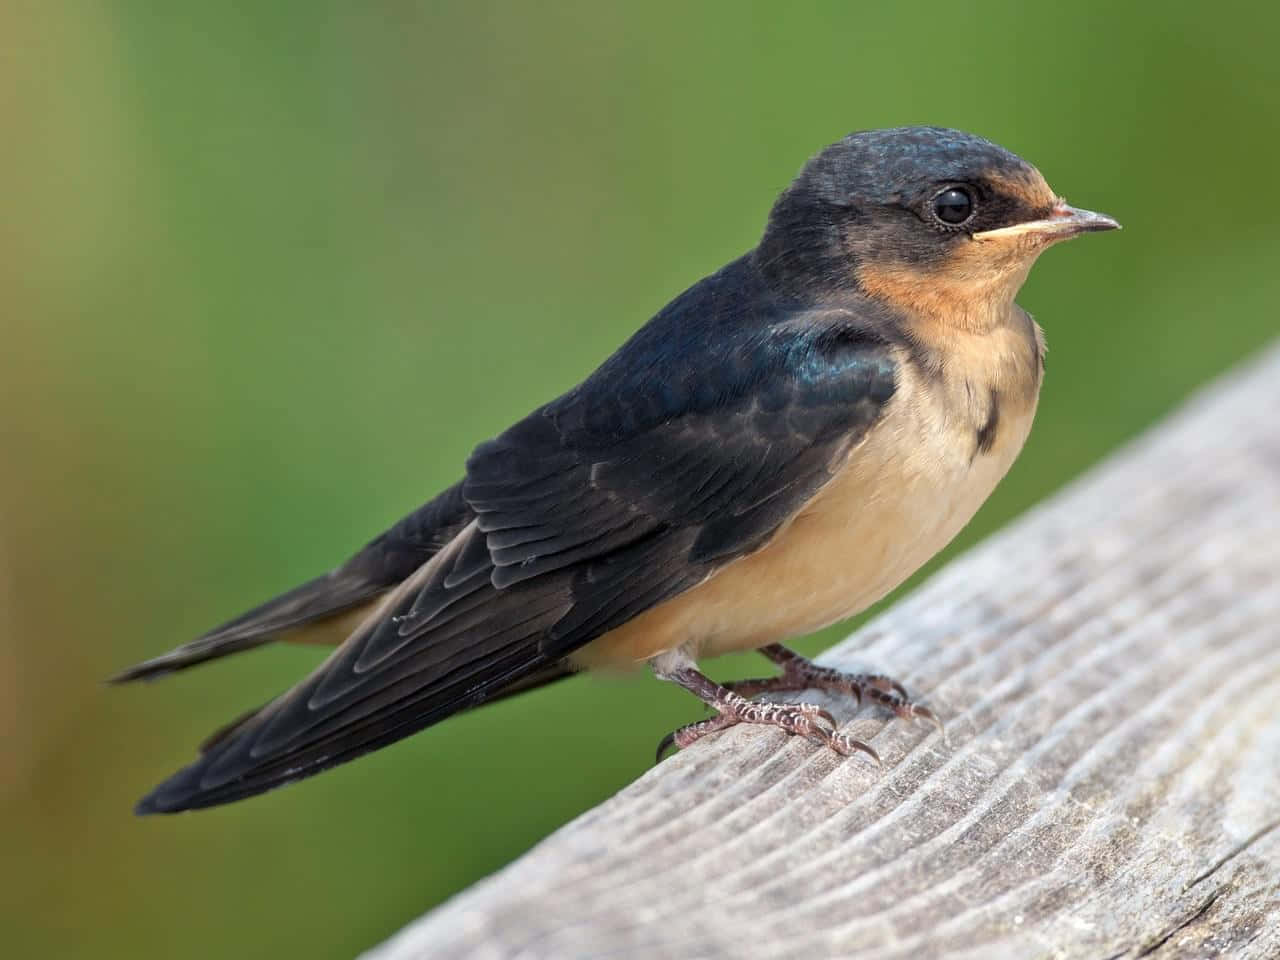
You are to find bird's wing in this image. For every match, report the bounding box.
[138,306,899,812]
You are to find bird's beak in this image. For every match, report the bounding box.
[972,201,1121,243]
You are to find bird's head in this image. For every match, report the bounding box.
[757,126,1119,329]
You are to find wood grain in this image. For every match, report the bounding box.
[365,344,1280,960]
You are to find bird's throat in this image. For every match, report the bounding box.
[856,255,1035,336]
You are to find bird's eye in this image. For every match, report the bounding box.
[932,187,974,225]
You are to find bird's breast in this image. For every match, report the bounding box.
[573,321,1042,670]
[687,365,1037,657]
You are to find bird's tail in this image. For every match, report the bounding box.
[110,481,476,684]
[108,571,386,683]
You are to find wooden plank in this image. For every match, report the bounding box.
[365,343,1280,960]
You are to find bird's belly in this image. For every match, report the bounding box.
[573,396,1034,669]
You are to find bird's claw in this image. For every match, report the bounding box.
[829,732,882,765]
[864,673,910,701]
[864,686,944,737]
[907,702,945,736]
[655,730,679,763]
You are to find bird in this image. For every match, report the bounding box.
[115,125,1119,814]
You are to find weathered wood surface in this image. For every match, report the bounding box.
[366,344,1280,960]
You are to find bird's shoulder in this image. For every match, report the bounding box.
[496,254,905,458]
[460,255,908,588]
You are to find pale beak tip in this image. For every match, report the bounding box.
[1061,205,1121,235]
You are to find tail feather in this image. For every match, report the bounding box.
[108,572,384,683]
[110,481,474,683]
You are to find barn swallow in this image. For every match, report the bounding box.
[115,126,1118,813]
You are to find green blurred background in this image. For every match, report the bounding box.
[2,2,1277,957]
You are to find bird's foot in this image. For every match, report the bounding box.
[723,643,943,734]
[651,651,883,763]
[655,688,877,763]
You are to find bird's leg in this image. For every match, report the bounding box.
[724,643,942,732]
[651,649,880,763]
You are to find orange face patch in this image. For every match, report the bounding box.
[854,166,1065,331]
[856,243,1037,333]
